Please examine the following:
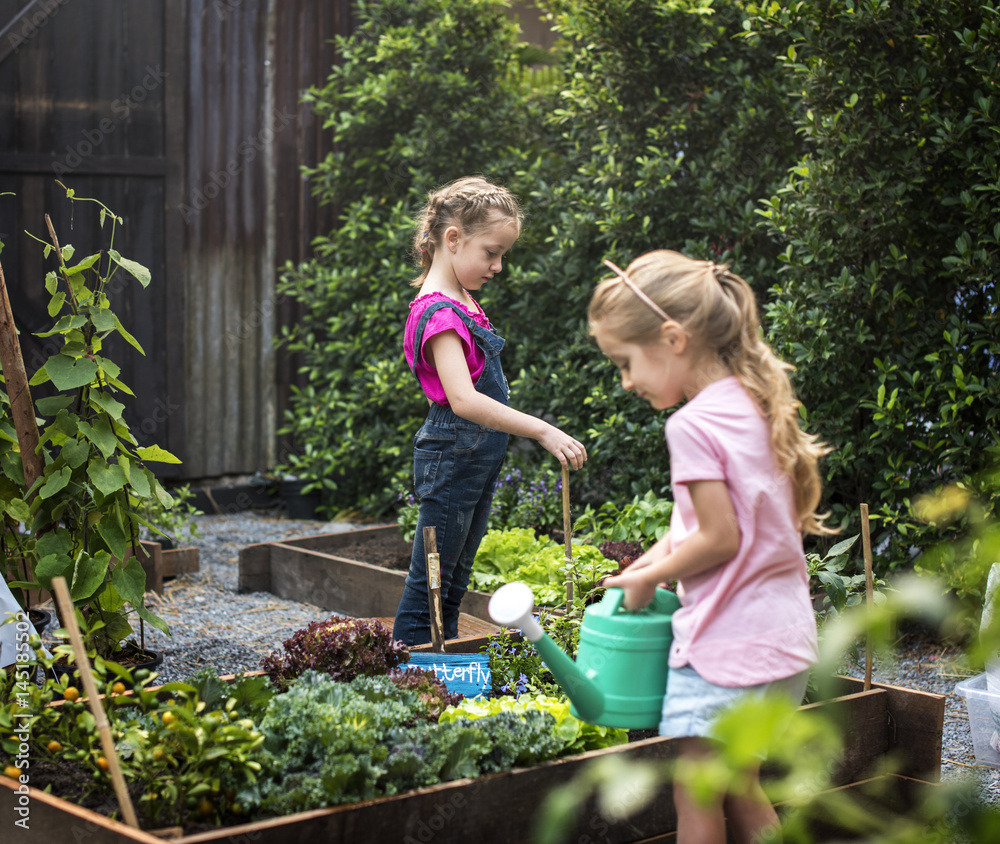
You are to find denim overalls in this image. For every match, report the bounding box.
[392,301,510,646]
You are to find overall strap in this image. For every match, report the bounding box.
[409,300,484,376]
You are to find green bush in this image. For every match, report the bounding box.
[279,0,999,580]
[497,0,803,505]
[749,0,1000,571]
[276,0,550,515]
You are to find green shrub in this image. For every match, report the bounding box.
[276,0,548,515]
[749,0,1000,571]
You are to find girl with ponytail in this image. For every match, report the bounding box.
[589,249,831,844]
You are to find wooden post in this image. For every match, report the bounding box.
[562,465,573,611]
[0,260,44,494]
[51,576,140,829]
[423,526,445,653]
[860,503,874,691]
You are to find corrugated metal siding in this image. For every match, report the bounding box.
[181,0,346,478]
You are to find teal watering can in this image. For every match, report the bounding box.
[488,582,681,729]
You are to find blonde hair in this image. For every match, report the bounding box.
[588,249,832,535]
[410,176,523,286]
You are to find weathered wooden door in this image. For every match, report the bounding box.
[0,0,187,476]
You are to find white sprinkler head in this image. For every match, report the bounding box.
[489,582,544,642]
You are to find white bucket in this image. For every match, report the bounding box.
[983,562,1000,697]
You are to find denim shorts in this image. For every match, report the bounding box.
[659,665,810,739]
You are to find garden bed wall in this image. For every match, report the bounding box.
[0,682,945,843]
[238,525,494,621]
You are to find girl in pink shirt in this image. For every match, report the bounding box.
[589,250,832,844]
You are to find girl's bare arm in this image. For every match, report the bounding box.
[603,480,740,609]
[426,330,587,470]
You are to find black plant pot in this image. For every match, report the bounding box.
[28,607,53,636]
[282,479,322,520]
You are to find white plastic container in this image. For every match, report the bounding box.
[955,673,1000,768]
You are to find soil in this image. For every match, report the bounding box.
[330,532,412,571]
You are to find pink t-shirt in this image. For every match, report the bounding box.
[665,376,818,687]
[404,293,490,406]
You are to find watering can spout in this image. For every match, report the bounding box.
[488,583,606,723]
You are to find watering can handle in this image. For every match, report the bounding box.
[603,588,627,614]
[603,586,680,616]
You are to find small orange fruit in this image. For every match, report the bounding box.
[63,686,80,702]
[47,740,62,753]
[96,756,110,771]
[161,711,177,726]
[112,682,127,695]
[3,765,21,779]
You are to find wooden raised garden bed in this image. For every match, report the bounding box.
[0,677,945,843]
[238,524,495,623]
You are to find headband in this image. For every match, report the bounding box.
[602,259,672,323]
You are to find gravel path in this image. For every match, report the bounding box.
[63,509,1000,809]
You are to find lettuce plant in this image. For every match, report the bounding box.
[261,617,409,693]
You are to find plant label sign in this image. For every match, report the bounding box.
[402,653,491,698]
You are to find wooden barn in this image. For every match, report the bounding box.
[0,0,552,484]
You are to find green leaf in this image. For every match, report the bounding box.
[36,314,88,337]
[35,554,73,587]
[78,416,119,459]
[27,364,51,387]
[45,292,66,318]
[136,445,182,464]
[2,497,30,522]
[111,555,147,607]
[95,511,129,562]
[46,354,98,390]
[37,529,73,559]
[130,466,152,499]
[39,466,72,499]
[88,462,127,496]
[90,391,126,420]
[59,439,91,469]
[112,315,145,354]
[71,551,111,601]
[108,250,151,288]
[826,535,859,558]
[135,601,169,635]
[65,252,102,275]
[89,306,116,333]
[35,395,74,417]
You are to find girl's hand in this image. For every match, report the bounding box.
[537,425,588,471]
[603,566,659,611]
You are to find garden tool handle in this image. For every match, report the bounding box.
[562,465,573,610]
[51,576,140,829]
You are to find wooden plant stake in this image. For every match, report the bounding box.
[423,526,446,653]
[860,503,874,691]
[0,260,44,494]
[562,465,574,611]
[51,575,140,829]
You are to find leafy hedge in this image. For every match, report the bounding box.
[279,0,999,578]
[748,0,1000,567]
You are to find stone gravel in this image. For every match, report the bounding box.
[63,508,1000,809]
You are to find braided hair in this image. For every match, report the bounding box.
[410,176,523,286]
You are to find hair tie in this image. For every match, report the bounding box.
[603,259,672,323]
